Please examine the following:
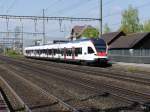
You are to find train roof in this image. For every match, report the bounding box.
[25,38,106,50]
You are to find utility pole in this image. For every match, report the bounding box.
[43,9,46,45]
[99,0,103,37]
[4,17,9,55]
[21,22,24,54]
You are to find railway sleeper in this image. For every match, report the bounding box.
[80,92,110,101]
[102,105,138,112]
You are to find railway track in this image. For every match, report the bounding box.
[0,89,10,112]
[0,75,31,112]
[1,58,132,111]
[9,56,150,86]
[0,65,79,112]
[0,56,150,111]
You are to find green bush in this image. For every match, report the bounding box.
[5,49,22,58]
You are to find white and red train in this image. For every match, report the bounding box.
[24,38,108,64]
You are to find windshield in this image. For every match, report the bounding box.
[95,46,106,52]
[92,39,107,52]
[92,39,106,46]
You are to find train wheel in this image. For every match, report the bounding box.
[81,61,89,66]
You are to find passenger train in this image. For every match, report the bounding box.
[24,38,108,64]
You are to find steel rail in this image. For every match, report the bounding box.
[0,75,32,112]
[0,65,79,112]
[17,57,150,86]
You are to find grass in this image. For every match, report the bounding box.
[0,61,4,64]
[127,67,139,73]
[5,50,23,59]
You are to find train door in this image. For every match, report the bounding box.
[86,47,95,61]
[52,49,54,59]
[72,47,75,60]
[82,46,87,61]
[58,49,61,59]
[47,49,48,58]
[38,50,40,57]
[64,47,66,60]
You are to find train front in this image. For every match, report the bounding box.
[92,38,108,64]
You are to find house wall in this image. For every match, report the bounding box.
[109,49,150,64]
[109,55,150,64]
[108,33,150,63]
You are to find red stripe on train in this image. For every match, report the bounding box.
[97,52,107,56]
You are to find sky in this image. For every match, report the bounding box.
[0,0,150,46]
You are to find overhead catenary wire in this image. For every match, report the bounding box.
[103,0,114,6]
[6,0,18,13]
[35,0,61,16]
[0,15,100,21]
[45,0,62,11]
[74,0,114,17]
[103,1,150,19]
[103,16,150,31]
[47,0,91,17]
[0,0,9,13]
[102,1,150,31]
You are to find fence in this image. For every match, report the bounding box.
[108,49,150,64]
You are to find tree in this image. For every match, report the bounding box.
[81,27,99,38]
[103,23,111,33]
[143,20,150,32]
[120,5,143,33]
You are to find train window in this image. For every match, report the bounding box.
[41,49,44,54]
[70,49,72,56]
[41,49,47,54]
[79,48,82,54]
[69,49,72,56]
[72,48,75,56]
[66,49,68,56]
[45,49,48,54]
[95,46,106,52]
[40,50,42,54]
[53,49,57,55]
[39,50,42,54]
[75,48,78,56]
[26,50,28,54]
[66,48,72,56]
[27,50,30,54]
[37,50,40,55]
[92,39,107,53]
[33,50,36,54]
[66,49,69,56]
[56,49,61,54]
[61,49,64,56]
[46,49,48,55]
[48,49,52,55]
[88,47,94,54]
[75,48,82,56]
